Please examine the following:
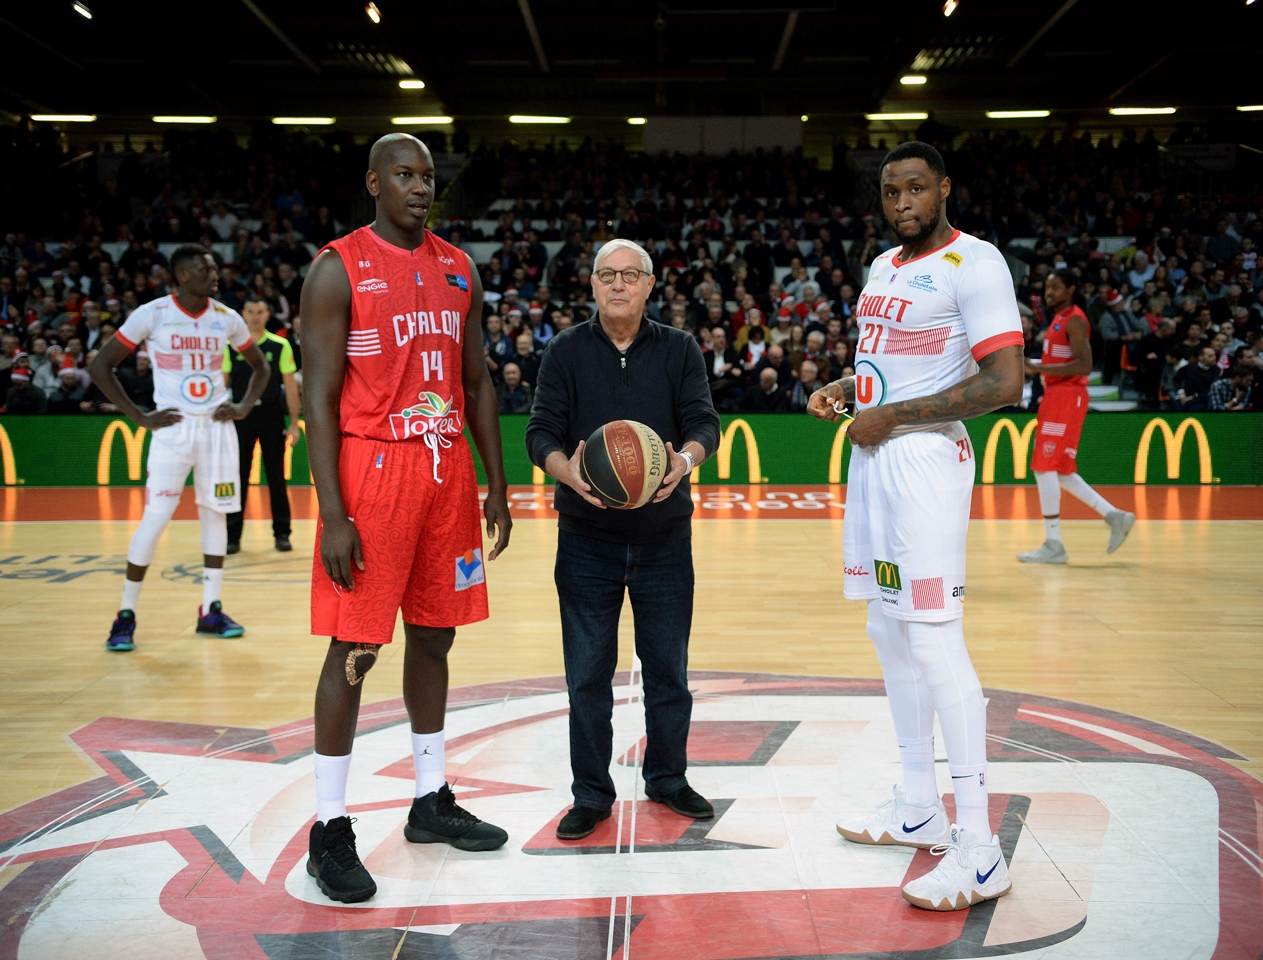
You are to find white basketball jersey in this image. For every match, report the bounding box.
[853,230,1022,430]
[115,296,252,415]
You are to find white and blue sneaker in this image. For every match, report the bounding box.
[902,824,1012,911]
[836,786,951,850]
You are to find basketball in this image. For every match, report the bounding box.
[579,420,668,509]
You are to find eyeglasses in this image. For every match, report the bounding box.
[594,267,650,285]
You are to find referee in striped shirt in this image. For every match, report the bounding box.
[224,296,300,553]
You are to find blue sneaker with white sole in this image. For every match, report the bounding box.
[196,600,245,638]
[107,609,137,651]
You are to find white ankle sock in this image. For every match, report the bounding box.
[1043,517,1062,542]
[120,578,143,613]
[1059,471,1114,517]
[314,752,352,824]
[950,764,991,838]
[412,731,445,797]
[201,567,223,612]
[898,736,938,806]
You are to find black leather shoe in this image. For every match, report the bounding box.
[556,805,611,840]
[405,783,508,851]
[645,783,714,820]
[275,535,292,552]
[226,541,240,555]
[307,816,377,903]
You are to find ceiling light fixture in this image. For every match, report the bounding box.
[272,117,335,125]
[1236,104,1263,112]
[627,117,647,125]
[865,112,929,121]
[365,2,381,23]
[31,114,96,122]
[800,114,809,122]
[900,75,927,85]
[986,110,1051,118]
[391,116,453,125]
[942,0,958,15]
[509,115,570,124]
[153,115,216,123]
[399,79,426,89]
[1108,106,1176,116]
[72,2,92,19]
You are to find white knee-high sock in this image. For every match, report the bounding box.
[1059,472,1115,517]
[1034,471,1062,542]
[314,752,352,824]
[905,618,991,838]
[120,578,143,612]
[866,600,937,805]
[202,568,224,611]
[412,730,446,797]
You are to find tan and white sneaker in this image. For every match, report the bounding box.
[836,785,950,850]
[901,824,1012,911]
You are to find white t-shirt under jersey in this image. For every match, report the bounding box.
[853,230,1023,431]
[115,295,253,415]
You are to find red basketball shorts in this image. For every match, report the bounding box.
[1031,385,1088,475]
[311,434,488,644]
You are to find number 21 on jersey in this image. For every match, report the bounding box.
[957,437,973,462]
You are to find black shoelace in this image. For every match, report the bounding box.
[435,786,481,824]
[323,820,366,870]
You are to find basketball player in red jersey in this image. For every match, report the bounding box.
[300,134,513,903]
[1018,268,1135,564]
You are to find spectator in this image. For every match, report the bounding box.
[829,338,853,381]
[1173,345,1221,410]
[704,326,742,410]
[1097,288,1146,385]
[484,315,513,381]
[740,367,789,412]
[739,323,767,368]
[118,352,154,411]
[496,361,534,414]
[1174,321,1205,362]
[511,330,542,386]
[753,342,794,389]
[788,359,824,411]
[1208,365,1253,411]
[3,367,46,413]
[47,365,87,413]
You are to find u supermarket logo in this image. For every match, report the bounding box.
[214,482,235,498]
[875,560,901,591]
[180,374,215,404]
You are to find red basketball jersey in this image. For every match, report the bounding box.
[1041,304,1089,388]
[321,226,472,442]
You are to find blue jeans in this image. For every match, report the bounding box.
[555,531,694,811]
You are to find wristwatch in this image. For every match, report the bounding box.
[680,449,696,472]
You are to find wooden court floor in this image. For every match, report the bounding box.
[0,485,1259,817]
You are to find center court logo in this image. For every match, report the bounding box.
[454,548,484,591]
[356,278,389,294]
[854,359,886,406]
[388,391,462,439]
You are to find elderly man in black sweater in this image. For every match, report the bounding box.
[526,238,721,841]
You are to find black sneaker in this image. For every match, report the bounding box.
[275,535,292,552]
[645,783,714,820]
[307,816,377,903]
[404,783,508,851]
[557,806,611,840]
[226,541,240,555]
[106,609,137,651]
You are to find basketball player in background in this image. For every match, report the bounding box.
[809,142,1024,911]
[88,246,271,651]
[301,134,513,904]
[1018,268,1136,563]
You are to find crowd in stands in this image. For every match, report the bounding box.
[2,127,1261,416]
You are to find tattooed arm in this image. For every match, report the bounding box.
[807,376,855,421]
[844,345,1024,448]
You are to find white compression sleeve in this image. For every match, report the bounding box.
[1034,470,1063,542]
[866,600,938,805]
[1059,472,1114,517]
[125,495,180,566]
[198,505,228,557]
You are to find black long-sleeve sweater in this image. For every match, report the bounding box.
[525,316,721,544]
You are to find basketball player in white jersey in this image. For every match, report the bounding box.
[809,142,1025,911]
[88,246,271,651]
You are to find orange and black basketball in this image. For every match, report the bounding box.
[579,420,668,509]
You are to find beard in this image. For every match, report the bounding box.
[895,207,942,244]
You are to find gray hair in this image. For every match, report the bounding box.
[594,238,653,274]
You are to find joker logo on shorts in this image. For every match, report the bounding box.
[388,391,463,439]
[180,373,215,405]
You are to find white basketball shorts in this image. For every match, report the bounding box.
[144,416,241,514]
[842,422,973,622]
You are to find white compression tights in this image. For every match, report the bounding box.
[126,501,228,567]
[866,600,991,836]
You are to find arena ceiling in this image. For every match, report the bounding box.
[2,0,1260,131]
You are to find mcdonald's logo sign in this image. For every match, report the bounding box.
[0,423,17,485]
[716,418,763,483]
[96,420,148,485]
[1134,418,1213,484]
[827,419,851,484]
[875,560,902,591]
[981,417,1038,484]
[214,482,236,498]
